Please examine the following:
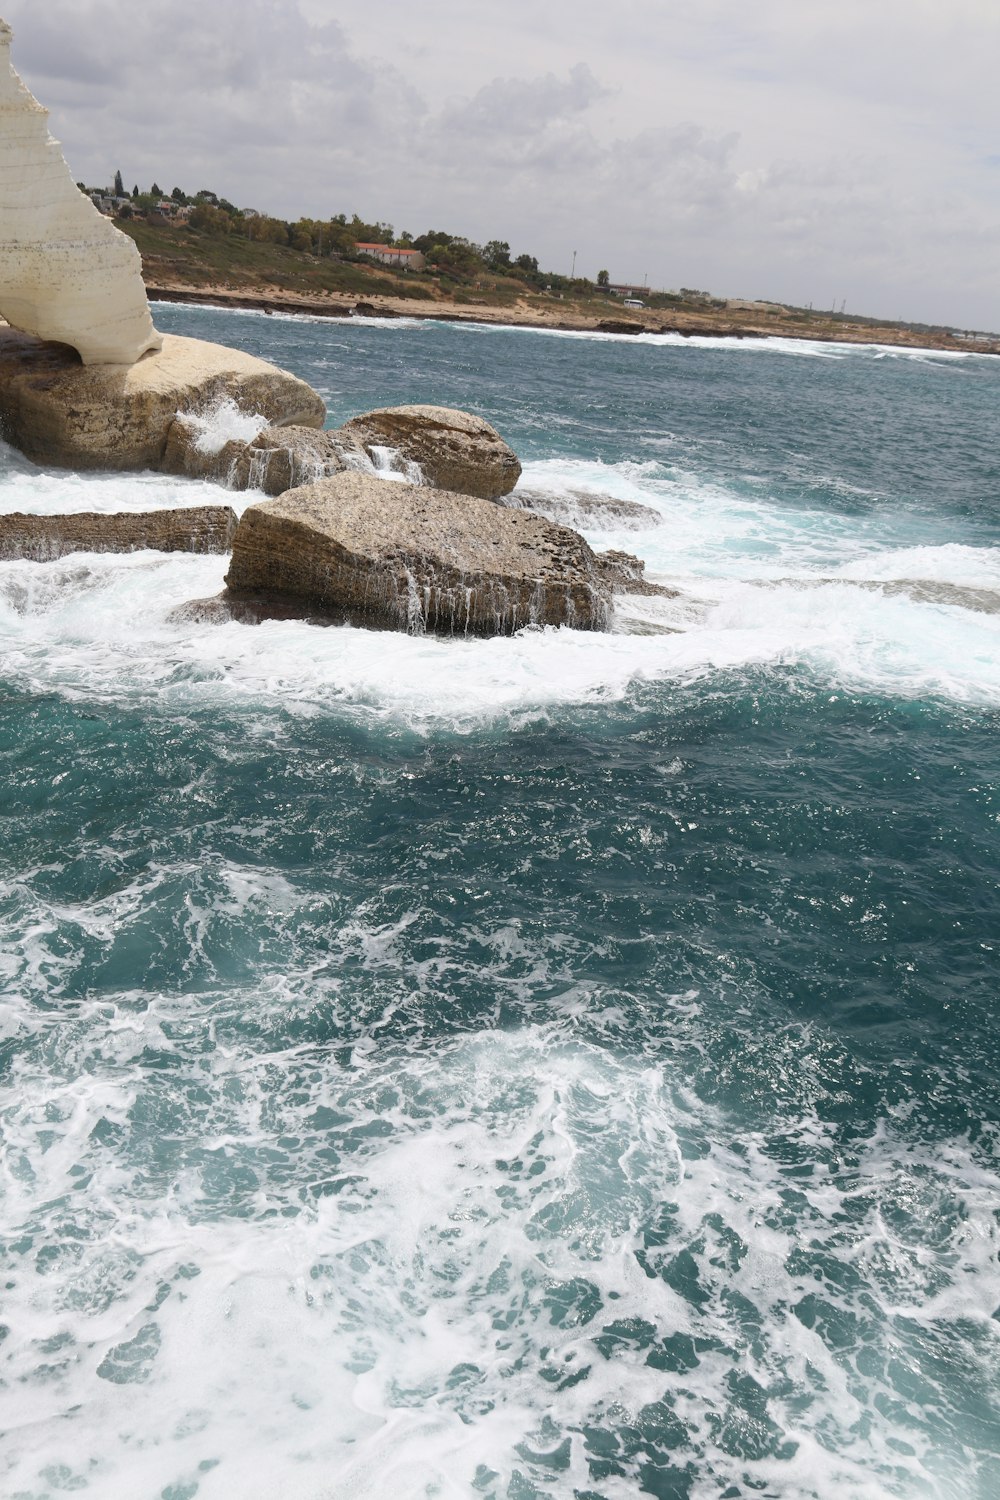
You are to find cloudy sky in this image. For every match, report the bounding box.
[5,0,1000,328]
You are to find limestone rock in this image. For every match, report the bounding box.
[0,21,162,365]
[0,327,326,470]
[165,421,367,493]
[339,405,522,500]
[225,471,610,634]
[592,549,678,598]
[228,425,369,494]
[506,488,663,531]
[0,505,238,561]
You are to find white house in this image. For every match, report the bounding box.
[355,242,425,271]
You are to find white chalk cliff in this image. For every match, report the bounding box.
[0,18,162,365]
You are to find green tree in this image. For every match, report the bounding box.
[113,168,124,197]
[132,183,139,198]
[189,202,232,235]
[150,181,162,197]
[171,186,187,204]
[483,239,511,271]
[597,268,610,287]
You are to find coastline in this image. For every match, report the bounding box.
[145,282,1000,356]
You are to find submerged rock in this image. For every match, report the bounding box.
[0,328,325,471]
[224,471,610,634]
[0,505,238,561]
[339,404,522,500]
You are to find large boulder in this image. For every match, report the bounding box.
[224,472,610,634]
[0,505,238,561]
[339,404,521,500]
[0,328,325,471]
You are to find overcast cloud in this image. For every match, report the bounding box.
[4,0,999,327]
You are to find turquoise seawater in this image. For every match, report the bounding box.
[1,307,999,1500]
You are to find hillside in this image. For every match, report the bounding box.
[118,218,999,355]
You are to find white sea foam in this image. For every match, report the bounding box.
[179,394,268,455]
[461,321,987,363]
[1,442,999,718]
[0,1012,996,1499]
[0,450,251,515]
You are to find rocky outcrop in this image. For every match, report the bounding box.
[339,405,521,500]
[163,419,365,493]
[352,301,400,320]
[0,328,325,470]
[224,471,610,634]
[0,21,161,365]
[166,404,522,503]
[0,505,238,561]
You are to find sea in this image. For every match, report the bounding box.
[1,305,999,1500]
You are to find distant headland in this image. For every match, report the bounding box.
[81,177,999,355]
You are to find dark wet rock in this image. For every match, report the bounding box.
[0,505,238,561]
[224,471,610,635]
[352,301,400,319]
[338,404,522,501]
[595,319,646,335]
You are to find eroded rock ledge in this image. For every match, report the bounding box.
[0,505,238,561]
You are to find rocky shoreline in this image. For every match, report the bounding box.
[145,284,999,356]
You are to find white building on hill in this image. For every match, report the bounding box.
[355,242,425,271]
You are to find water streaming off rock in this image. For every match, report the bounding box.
[1,306,999,1500]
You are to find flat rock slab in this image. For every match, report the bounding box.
[507,488,663,530]
[225,471,610,634]
[0,328,325,471]
[339,404,522,500]
[0,505,238,561]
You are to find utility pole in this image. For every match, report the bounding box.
[571,249,577,279]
